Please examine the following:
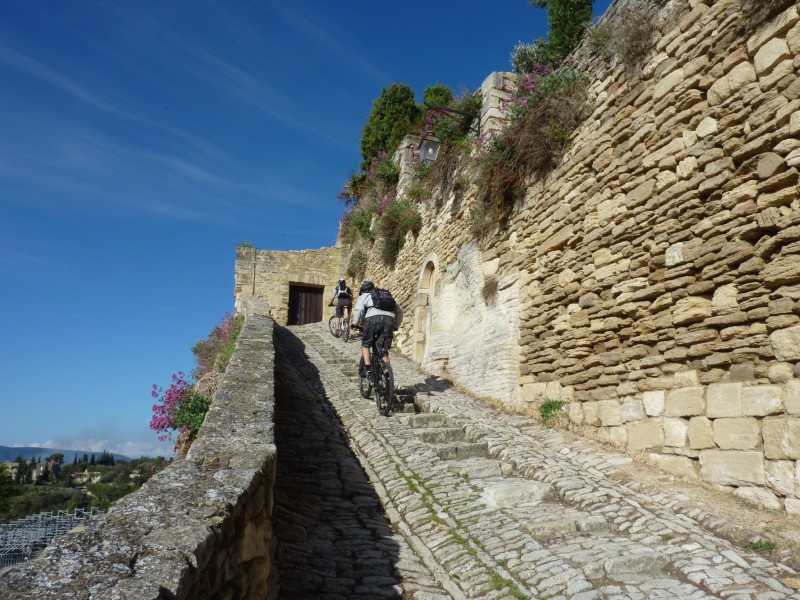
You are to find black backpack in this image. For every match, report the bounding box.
[370,288,396,312]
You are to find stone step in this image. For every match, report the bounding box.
[512,503,610,540]
[571,541,671,583]
[432,441,488,460]
[415,427,466,444]
[399,413,450,429]
[393,400,417,414]
[447,458,514,479]
[480,480,555,508]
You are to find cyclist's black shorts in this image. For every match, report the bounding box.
[361,315,394,358]
[336,298,352,318]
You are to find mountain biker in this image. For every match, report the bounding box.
[352,280,404,374]
[329,278,353,322]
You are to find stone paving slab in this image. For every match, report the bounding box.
[282,323,800,599]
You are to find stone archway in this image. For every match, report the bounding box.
[412,258,437,363]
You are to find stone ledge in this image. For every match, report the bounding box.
[0,307,277,600]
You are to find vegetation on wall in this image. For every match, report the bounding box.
[378,197,423,266]
[474,63,589,223]
[346,245,368,281]
[150,312,244,444]
[337,0,608,259]
[586,1,659,72]
[514,0,594,70]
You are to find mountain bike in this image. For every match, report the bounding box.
[328,306,350,342]
[358,340,394,416]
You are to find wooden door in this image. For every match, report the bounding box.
[288,285,323,325]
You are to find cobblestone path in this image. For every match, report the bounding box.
[275,323,800,599]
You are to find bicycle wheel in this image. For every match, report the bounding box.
[342,319,350,343]
[358,357,372,399]
[376,362,394,416]
[328,315,341,338]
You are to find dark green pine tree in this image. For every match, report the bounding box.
[360,83,420,170]
[529,0,594,64]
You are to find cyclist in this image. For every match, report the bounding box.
[329,278,353,326]
[352,280,403,375]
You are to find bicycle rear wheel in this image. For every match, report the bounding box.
[358,357,372,399]
[342,319,350,343]
[376,362,394,416]
[328,315,341,338]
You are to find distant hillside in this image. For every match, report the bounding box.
[0,445,131,463]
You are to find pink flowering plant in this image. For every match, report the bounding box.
[150,372,210,442]
[191,312,244,380]
[150,312,244,443]
[471,61,589,227]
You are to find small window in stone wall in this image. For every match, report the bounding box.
[288,284,324,325]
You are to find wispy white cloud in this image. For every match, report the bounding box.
[0,250,63,268]
[0,40,241,168]
[165,35,352,150]
[30,438,169,458]
[272,4,393,85]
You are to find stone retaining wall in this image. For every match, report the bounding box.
[357,0,800,512]
[0,297,278,599]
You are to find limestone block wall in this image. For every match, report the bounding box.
[0,297,278,599]
[356,0,800,512]
[235,245,348,325]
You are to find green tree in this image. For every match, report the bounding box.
[36,463,51,485]
[13,456,27,485]
[529,0,593,64]
[0,463,12,515]
[47,453,64,464]
[423,83,454,108]
[360,83,420,169]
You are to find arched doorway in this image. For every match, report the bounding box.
[412,259,437,363]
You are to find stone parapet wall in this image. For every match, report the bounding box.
[0,297,278,599]
[235,245,347,325]
[356,0,800,512]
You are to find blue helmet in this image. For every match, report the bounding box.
[359,280,374,294]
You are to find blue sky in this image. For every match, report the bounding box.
[0,0,613,458]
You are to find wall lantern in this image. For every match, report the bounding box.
[419,137,442,165]
[418,102,480,165]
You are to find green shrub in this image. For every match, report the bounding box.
[172,389,212,437]
[746,539,776,553]
[346,246,368,281]
[511,39,553,73]
[341,202,376,244]
[378,197,422,266]
[468,202,495,241]
[423,83,455,107]
[539,398,565,425]
[405,180,433,204]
